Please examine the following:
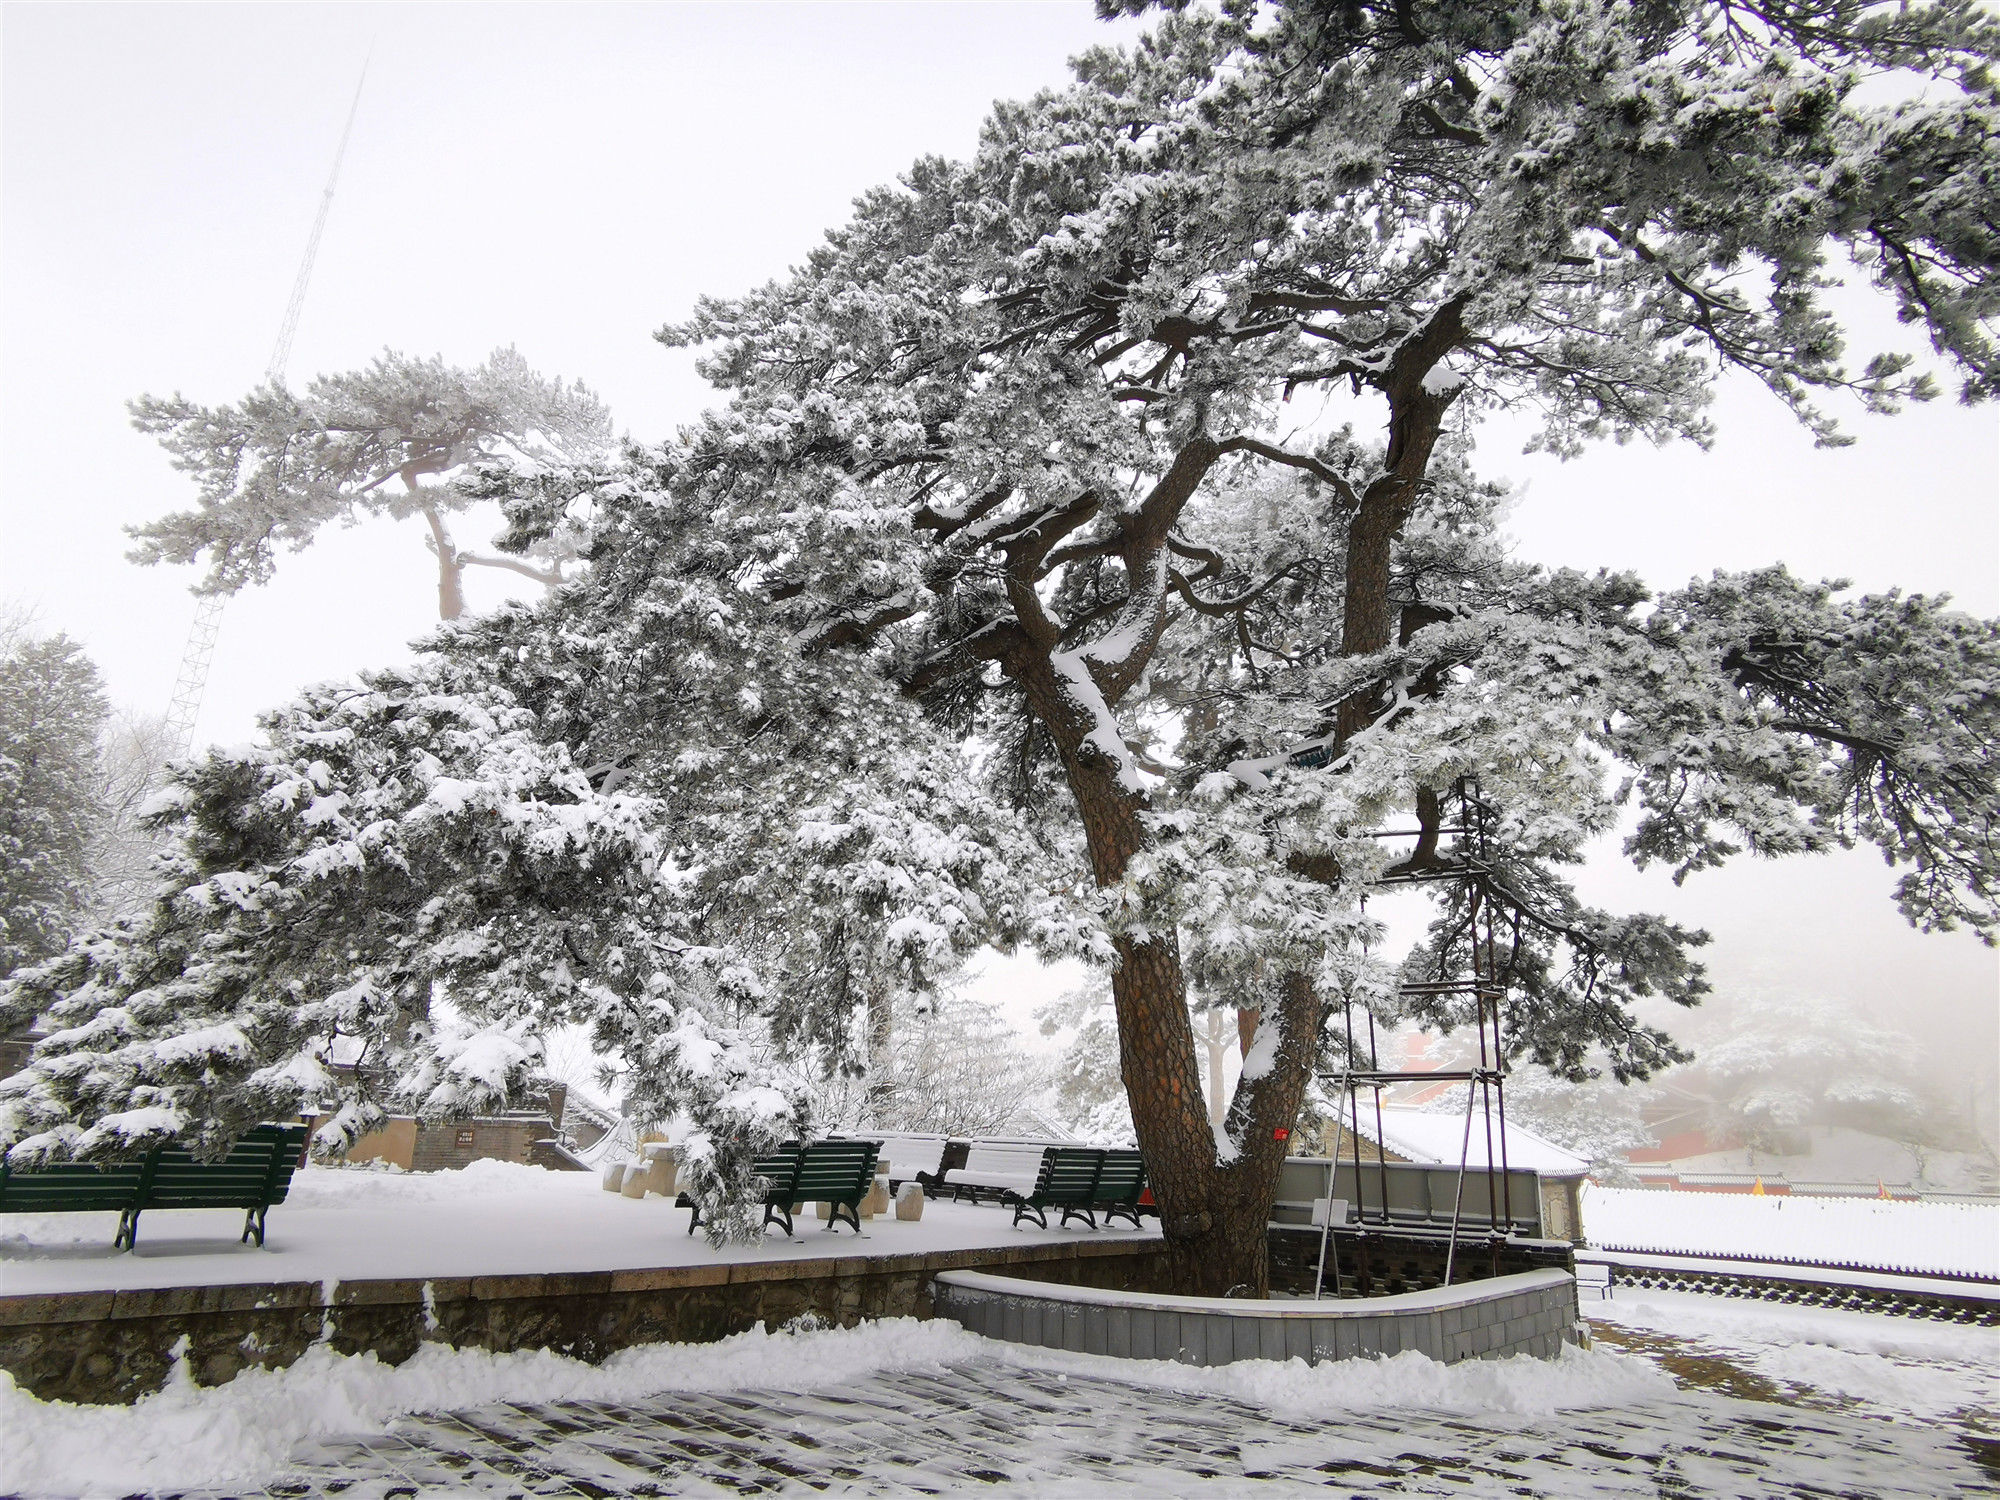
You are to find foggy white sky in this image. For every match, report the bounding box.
[3,4,1995,1079]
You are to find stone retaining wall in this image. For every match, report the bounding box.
[0,1238,1169,1405]
[933,1266,1581,1366]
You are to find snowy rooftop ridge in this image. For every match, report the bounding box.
[1349,1105,1589,1178]
[1581,1185,2000,1282]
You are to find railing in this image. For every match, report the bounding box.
[1274,1156,1545,1239]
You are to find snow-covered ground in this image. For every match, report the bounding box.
[1587,1286,2000,1430]
[5,1297,1994,1497]
[0,1315,1667,1495]
[1582,1182,2000,1278]
[4,1162,1994,1495]
[0,1158,1156,1295]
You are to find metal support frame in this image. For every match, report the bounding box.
[1317,777,1516,1294]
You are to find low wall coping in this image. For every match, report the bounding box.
[0,1233,1160,1327]
[934,1265,1574,1318]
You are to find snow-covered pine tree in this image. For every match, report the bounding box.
[0,622,110,979]
[603,0,1994,1291]
[128,347,614,620]
[0,478,1068,1240]
[0,665,662,1160]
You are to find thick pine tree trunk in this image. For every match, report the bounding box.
[419,509,468,621]
[1055,740,1317,1297]
[996,375,1459,1295]
[864,981,895,1118]
[412,488,467,622]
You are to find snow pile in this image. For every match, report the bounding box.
[998,1337,1673,1421]
[284,1155,564,1206]
[0,1315,971,1495]
[0,1318,1668,1497]
[1582,1185,2000,1279]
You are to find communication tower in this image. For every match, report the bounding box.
[163,61,368,755]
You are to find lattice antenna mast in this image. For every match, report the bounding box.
[264,60,367,385]
[163,59,369,756]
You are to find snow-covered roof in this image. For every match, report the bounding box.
[1582,1185,2000,1281]
[1347,1106,1589,1178]
[1629,1127,1999,1197]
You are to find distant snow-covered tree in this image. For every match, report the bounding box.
[1473,1061,1657,1183]
[128,347,613,620]
[1039,983,1139,1145]
[809,988,1049,1138]
[0,620,110,980]
[83,707,178,921]
[1676,991,1928,1150]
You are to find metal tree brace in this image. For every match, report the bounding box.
[1314,777,1516,1297]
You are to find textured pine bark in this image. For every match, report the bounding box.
[994,375,1465,1295]
[1049,725,1316,1297]
[416,501,468,622]
[1337,378,1456,738]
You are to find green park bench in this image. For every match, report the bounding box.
[0,1123,310,1249]
[1007,1146,1110,1230]
[790,1138,881,1234]
[1089,1148,1150,1230]
[679,1139,881,1237]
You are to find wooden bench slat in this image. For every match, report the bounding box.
[1090,1149,1149,1228]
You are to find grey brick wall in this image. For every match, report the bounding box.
[933,1269,1581,1367]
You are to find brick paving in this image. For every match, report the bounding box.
[159,1357,1997,1498]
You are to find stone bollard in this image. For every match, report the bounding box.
[620,1160,650,1198]
[642,1143,677,1197]
[601,1162,628,1193]
[860,1164,891,1219]
[895,1182,925,1221]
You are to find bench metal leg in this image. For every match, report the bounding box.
[765,1202,795,1237]
[1101,1205,1142,1230]
[1010,1201,1046,1230]
[241,1205,269,1246]
[114,1207,139,1252]
[1059,1205,1097,1231]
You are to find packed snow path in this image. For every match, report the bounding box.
[137,1357,1992,1498]
[11,1292,1993,1496]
